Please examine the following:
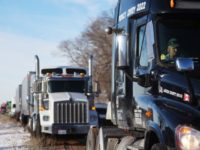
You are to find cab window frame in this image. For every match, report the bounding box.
[137,24,148,67]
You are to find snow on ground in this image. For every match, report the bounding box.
[0,115,31,150]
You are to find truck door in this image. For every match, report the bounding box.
[132,17,154,129]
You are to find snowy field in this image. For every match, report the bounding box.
[0,115,30,150]
[0,114,85,150]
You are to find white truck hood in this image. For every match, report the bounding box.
[49,92,87,102]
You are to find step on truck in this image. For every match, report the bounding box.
[30,55,98,136]
[86,0,200,150]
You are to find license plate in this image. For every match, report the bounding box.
[58,130,67,135]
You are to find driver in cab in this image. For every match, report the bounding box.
[161,38,179,61]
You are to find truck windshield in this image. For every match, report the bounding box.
[48,80,85,93]
[158,18,200,62]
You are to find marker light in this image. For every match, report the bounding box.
[175,125,200,150]
[39,106,45,111]
[46,73,52,77]
[80,73,85,78]
[170,0,175,8]
[91,106,96,111]
[145,110,152,118]
[183,93,190,102]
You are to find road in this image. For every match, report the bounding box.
[0,114,86,150]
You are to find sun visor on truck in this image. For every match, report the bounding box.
[41,68,63,75]
[66,69,87,75]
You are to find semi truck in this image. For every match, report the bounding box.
[14,84,22,121]
[9,97,16,117]
[30,55,98,136]
[86,0,200,149]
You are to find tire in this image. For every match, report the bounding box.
[30,118,36,137]
[86,128,98,150]
[116,136,135,150]
[35,114,41,137]
[95,134,100,150]
[151,143,167,150]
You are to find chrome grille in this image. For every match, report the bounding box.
[54,101,88,124]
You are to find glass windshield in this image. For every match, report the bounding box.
[158,18,200,62]
[48,80,85,93]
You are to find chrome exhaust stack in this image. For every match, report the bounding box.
[35,55,40,80]
[88,55,93,77]
[88,55,93,95]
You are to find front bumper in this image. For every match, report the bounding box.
[52,124,90,135]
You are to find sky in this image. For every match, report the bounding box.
[0,0,117,103]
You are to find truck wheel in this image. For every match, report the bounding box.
[35,115,41,137]
[86,127,98,150]
[30,118,36,137]
[116,136,135,150]
[151,143,167,150]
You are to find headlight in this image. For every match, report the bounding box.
[175,125,200,150]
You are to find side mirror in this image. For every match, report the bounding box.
[117,34,129,69]
[84,78,101,97]
[85,77,92,96]
[137,74,151,87]
[33,80,42,93]
[176,57,194,72]
[93,81,101,97]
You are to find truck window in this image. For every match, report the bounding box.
[48,80,85,93]
[138,25,148,67]
[158,18,200,62]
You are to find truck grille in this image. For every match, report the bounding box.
[54,101,88,124]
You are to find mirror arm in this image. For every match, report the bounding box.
[124,71,139,82]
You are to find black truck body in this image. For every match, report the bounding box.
[86,0,200,150]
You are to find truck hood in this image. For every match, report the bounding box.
[159,69,200,107]
[154,98,200,133]
[49,92,87,102]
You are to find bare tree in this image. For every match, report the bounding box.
[59,12,114,101]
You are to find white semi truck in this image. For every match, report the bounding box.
[9,97,16,117]
[30,55,98,136]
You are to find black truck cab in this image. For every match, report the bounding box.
[109,0,200,149]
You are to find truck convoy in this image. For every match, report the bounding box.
[28,55,98,136]
[86,0,200,150]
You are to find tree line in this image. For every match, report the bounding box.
[59,11,114,102]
